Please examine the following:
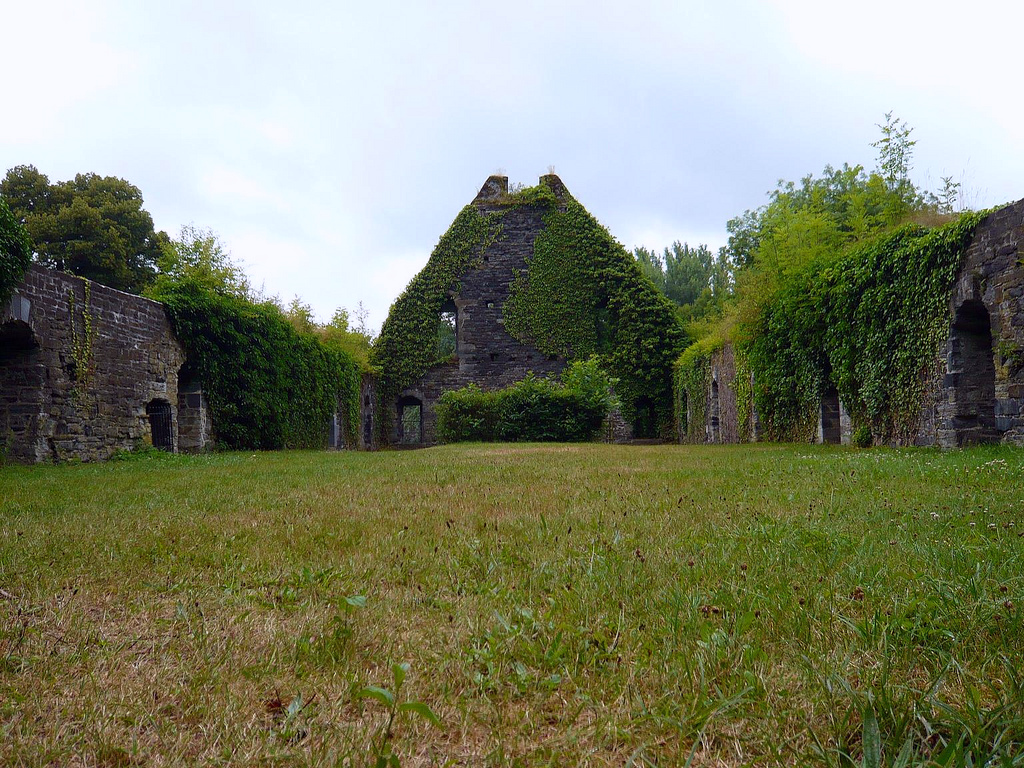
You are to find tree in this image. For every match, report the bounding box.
[319,303,375,370]
[0,197,32,305]
[634,241,732,322]
[1,165,166,293]
[871,111,921,223]
[150,225,250,299]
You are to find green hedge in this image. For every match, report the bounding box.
[436,358,614,443]
[156,280,361,450]
[0,197,32,306]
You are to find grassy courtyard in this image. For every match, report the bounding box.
[1,443,1023,766]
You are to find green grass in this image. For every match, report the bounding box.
[1,443,1023,766]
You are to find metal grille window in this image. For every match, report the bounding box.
[146,400,173,451]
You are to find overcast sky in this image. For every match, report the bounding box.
[4,1,1022,331]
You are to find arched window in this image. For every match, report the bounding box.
[950,299,997,444]
[397,395,423,445]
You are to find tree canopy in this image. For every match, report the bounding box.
[1,165,166,293]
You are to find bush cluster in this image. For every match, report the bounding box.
[156,280,361,450]
[436,358,614,443]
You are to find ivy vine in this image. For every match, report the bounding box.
[674,211,986,444]
[373,179,687,437]
[67,282,97,404]
[159,280,361,450]
[502,188,688,432]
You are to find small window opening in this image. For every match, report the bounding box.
[489,352,498,362]
[437,299,457,360]
[486,301,495,309]
[526,354,533,361]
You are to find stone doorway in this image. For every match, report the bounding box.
[949,299,997,445]
[397,396,423,445]
[820,386,841,444]
[146,399,174,451]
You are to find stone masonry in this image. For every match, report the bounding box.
[0,265,194,462]
[693,199,1024,448]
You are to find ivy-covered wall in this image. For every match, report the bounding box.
[673,207,1021,447]
[373,174,688,445]
[158,280,361,451]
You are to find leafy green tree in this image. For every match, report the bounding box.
[634,242,732,322]
[1,165,166,293]
[319,304,375,371]
[0,197,32,305]
[149,225,250,299]
[872,111,921,222]
[633,246,666,292]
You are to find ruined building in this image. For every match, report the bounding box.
[1,266,209,462]
[371,174,686,446]
[688,198,1024,448]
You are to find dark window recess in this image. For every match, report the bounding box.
[490,352,499,362]
[526,354,533,361]
[483,255,490,262]
[146,400,173,451]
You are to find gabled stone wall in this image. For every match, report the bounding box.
[1,266,187,462]
[390,176,569,446]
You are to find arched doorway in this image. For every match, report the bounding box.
[632,397,658,439]
[820,386,841,444]
[949,299,997,445]
[397,395,423,445]
[146,399,174,451]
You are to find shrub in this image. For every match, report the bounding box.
[436,359,614,443]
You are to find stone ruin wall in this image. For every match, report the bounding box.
[700,199,1024,448]
[0,266,197,462]
[918,199,1024,447]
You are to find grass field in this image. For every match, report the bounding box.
[1,443,1023,766]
